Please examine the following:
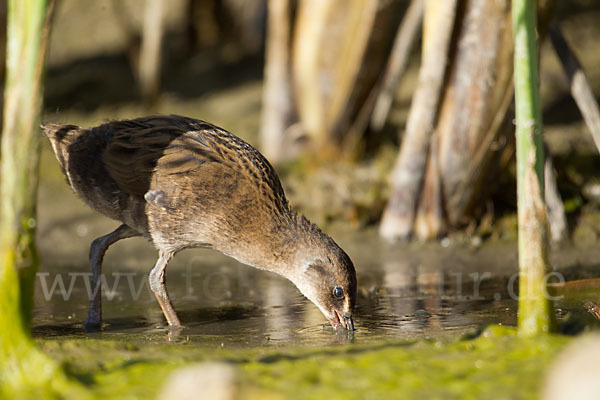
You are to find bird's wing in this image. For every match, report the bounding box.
[101,116,221,198]
[102,115,289,214]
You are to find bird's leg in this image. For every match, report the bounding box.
[149,251,181,326]
[86,224,141,328]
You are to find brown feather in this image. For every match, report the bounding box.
[42,115,357,330]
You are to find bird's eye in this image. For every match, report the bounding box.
[333,286,344,298]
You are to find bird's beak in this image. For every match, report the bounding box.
[329,309,354,331]
[343,314,354,331]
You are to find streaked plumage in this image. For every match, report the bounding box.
[43,115,356,330]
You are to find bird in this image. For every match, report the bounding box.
[42,115,356,331]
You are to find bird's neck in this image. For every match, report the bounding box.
[228,211,322,280]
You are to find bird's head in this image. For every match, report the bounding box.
[290,237,357,331]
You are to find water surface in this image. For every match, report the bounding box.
[35,164,600,347]
[36,226,597,347]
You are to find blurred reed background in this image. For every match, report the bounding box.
[0,0,598,242]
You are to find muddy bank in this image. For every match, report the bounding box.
[30,326,569,399]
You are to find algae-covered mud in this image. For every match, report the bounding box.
[36,326,569,400]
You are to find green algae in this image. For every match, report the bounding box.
[242,326,568,400]
[33,326,570,400]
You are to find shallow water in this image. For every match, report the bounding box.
[34,146,600,347]
[32,250,513,344]
[36,222,591,347]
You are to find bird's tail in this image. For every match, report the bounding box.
[41,123,84,174]
[41,123,81,142]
